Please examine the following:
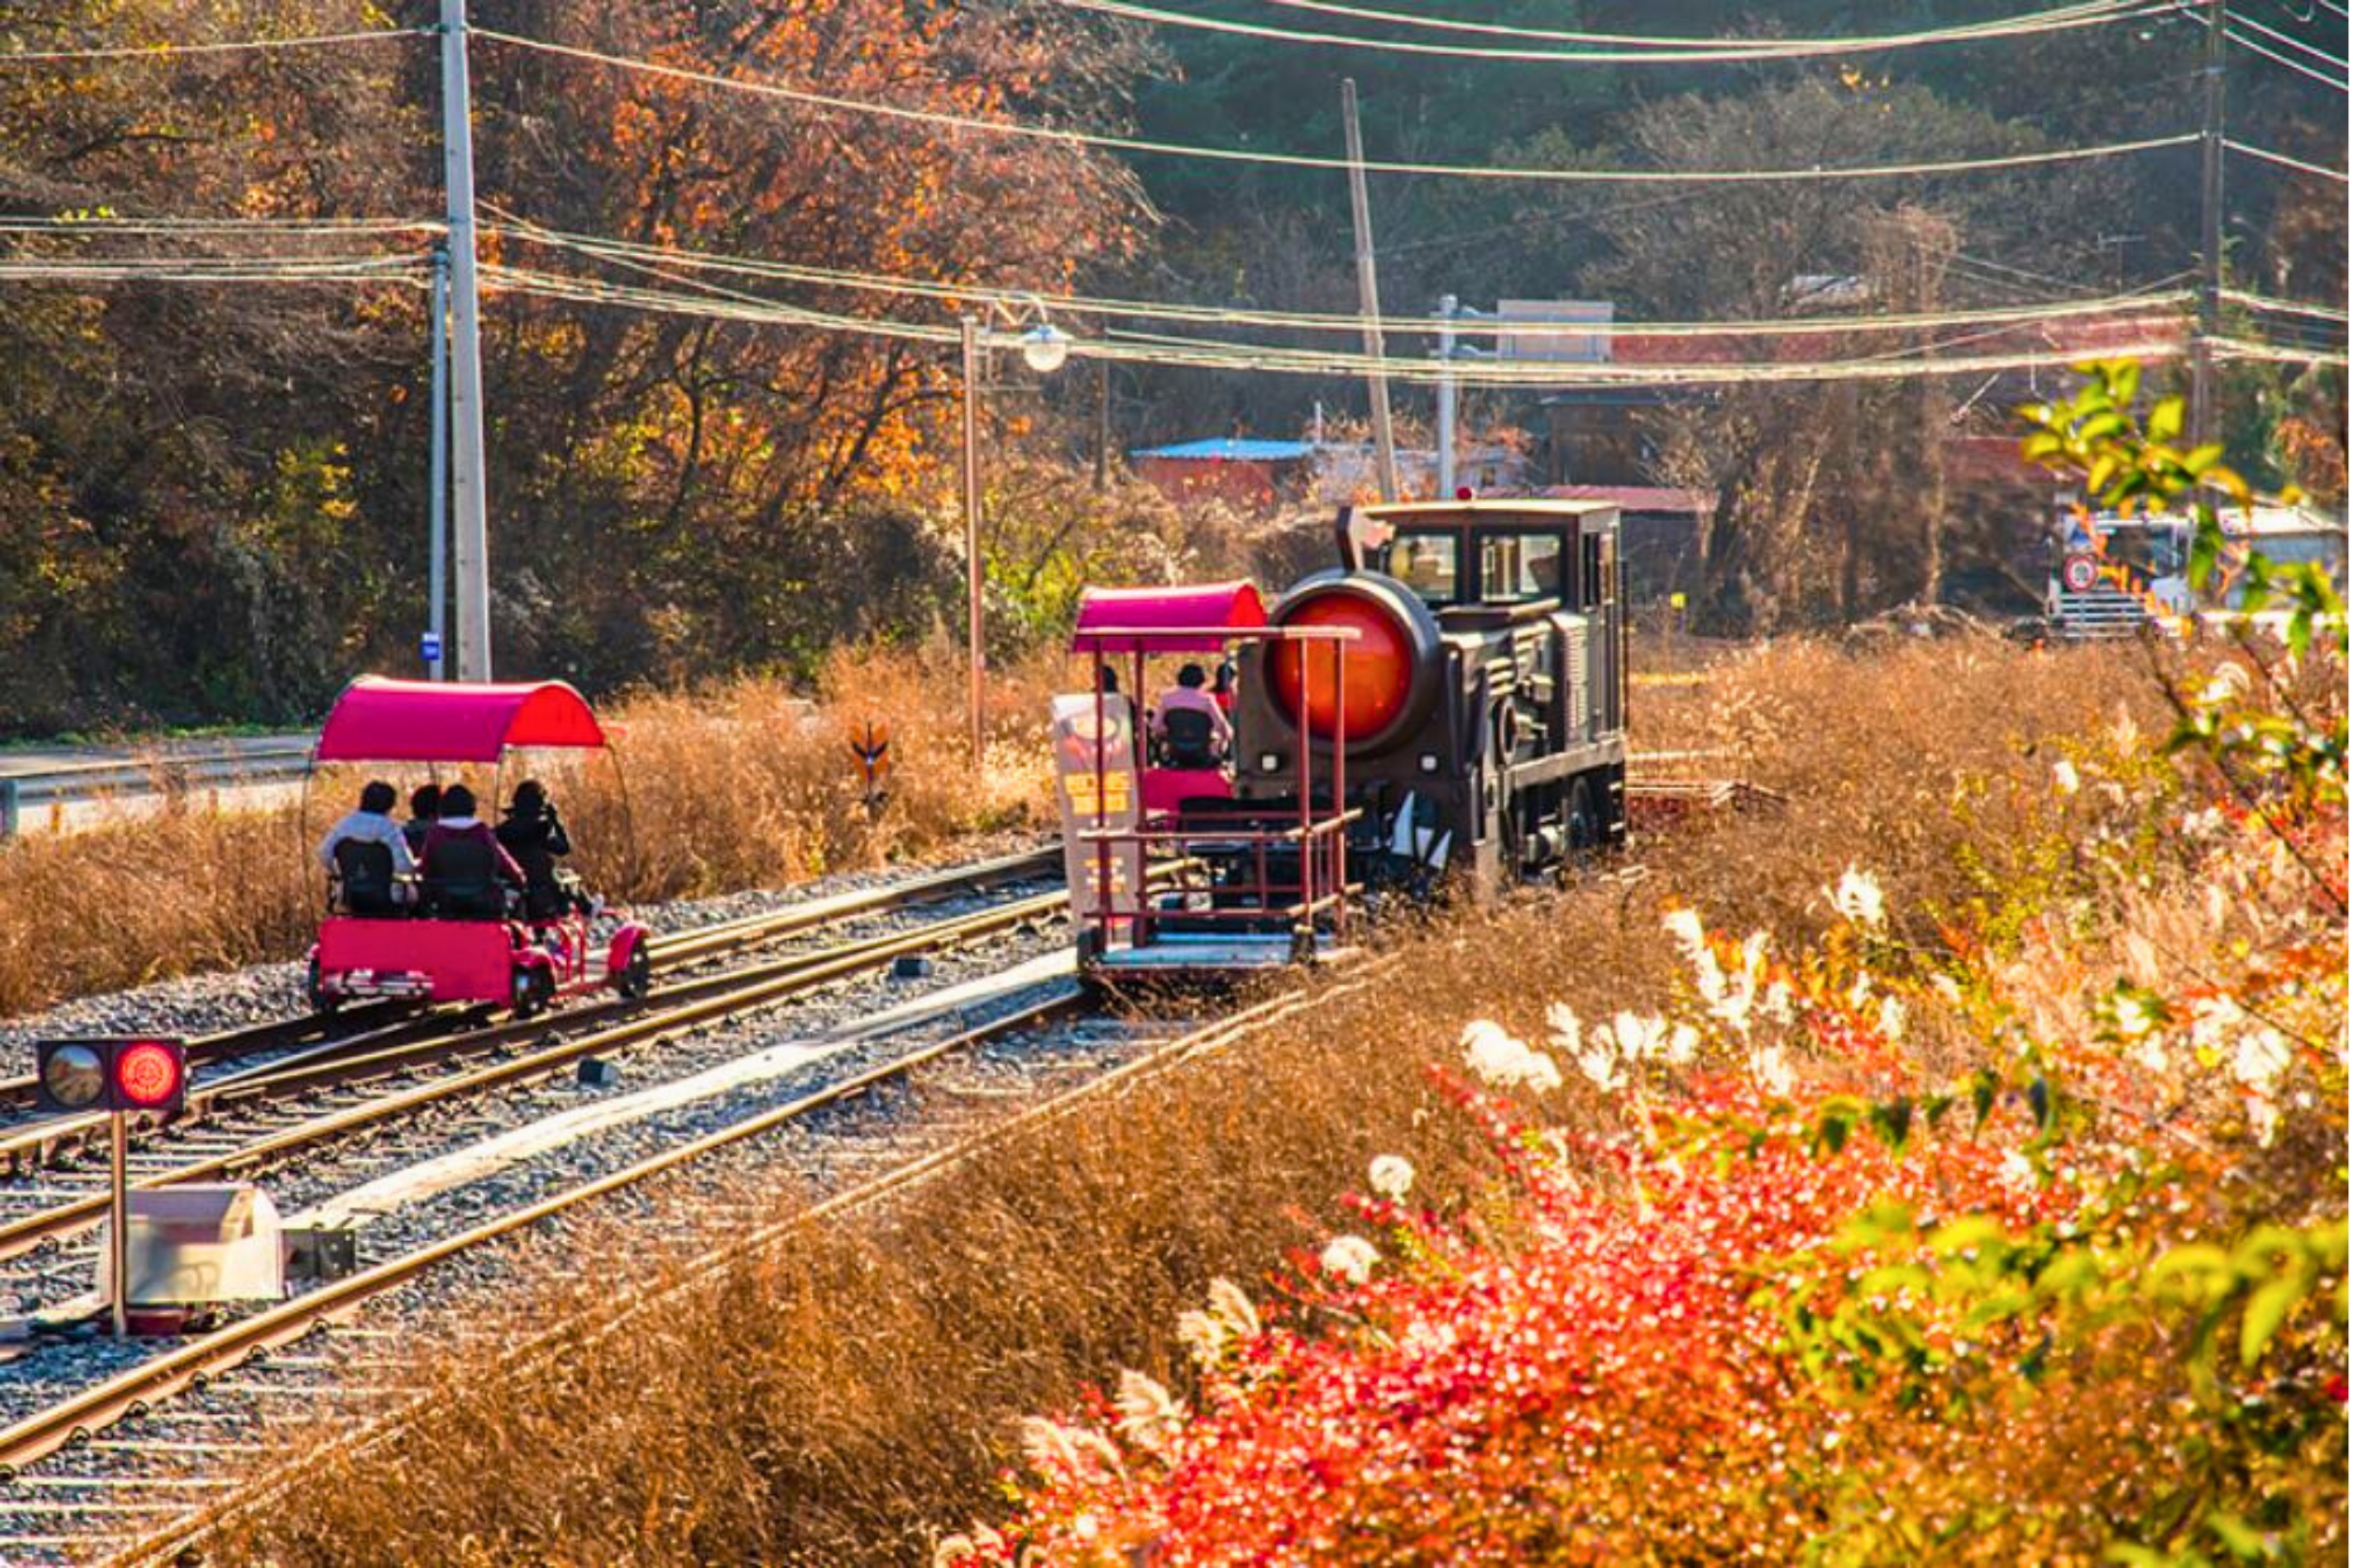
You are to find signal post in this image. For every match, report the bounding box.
[35,1038,189,1336]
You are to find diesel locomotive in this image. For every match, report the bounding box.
[1229,498,1630,891]
[1058,498,1630,982]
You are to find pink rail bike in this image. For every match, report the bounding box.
[303,676,652,1017]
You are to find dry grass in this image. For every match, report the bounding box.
[213,633,2176,1566]
[0,648,1062,1017]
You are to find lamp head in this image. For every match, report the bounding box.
[1018,321,1071,374]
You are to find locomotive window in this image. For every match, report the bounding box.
[1480,531,1566,605]
[1382,531,1459,604]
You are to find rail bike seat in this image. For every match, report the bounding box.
[420,838,509,920]
[330,838,402,918]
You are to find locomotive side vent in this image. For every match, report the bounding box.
[1564,627,1589,747]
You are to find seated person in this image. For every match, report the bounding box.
[495,779,586,921]
[418,784,525,919]
[317,780,415,915]
[1150,663,1234,770]
[402,783,442,857]
[1212,659,1238,715]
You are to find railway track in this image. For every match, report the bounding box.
[93,968,1385,1568]
[0,845,1058,1165]
[0,850,1072,1504]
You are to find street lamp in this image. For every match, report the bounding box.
[959,299,1076,769]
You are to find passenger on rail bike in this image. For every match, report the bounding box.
[1150,662,1233,770]
[1212,658,1238,716]
[402,782,442,857]
[317,780,416,916]
[418,783,525,919]
[496,779,588,920]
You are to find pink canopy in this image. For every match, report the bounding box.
[1070,581,1268,654]
[314,676,608,763]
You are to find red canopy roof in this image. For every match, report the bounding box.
[1071,581,1268,654]
[315,676,609,763]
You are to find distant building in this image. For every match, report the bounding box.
[1132,434,1531,511]
[1129,438,1315,510]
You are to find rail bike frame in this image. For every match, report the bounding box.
[1063,618,1362,984]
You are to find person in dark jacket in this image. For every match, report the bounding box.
[495,780,582,919]
[418,783,525,916]
[402,783,443,857]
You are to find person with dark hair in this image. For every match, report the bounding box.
[1212,658,1238,715]
[317,779,416,914]
[1150,660,1233,763]
[317,780,416,878]
[419,783,524,917]
[402,782,443,856]
[1097,663,1121,697]
[495,779,582,919]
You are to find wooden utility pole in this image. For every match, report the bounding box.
[1340,79,1399,502]
[2193,0,2225,446]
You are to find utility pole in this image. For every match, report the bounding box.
[2193,0,2225,447]
[1340,79,1398,502]
[1435,293,1458,500]
[427,243,450,681]
[960,315,986,770]
[441,0,492,681]
[1094,357,1111,493]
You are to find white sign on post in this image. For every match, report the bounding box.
[1049,692,1144,936]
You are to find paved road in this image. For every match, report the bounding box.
[0,734,311,778]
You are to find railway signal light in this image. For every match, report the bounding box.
[35,1038,188,1116]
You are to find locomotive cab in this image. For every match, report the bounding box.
[1231,500,1629,893]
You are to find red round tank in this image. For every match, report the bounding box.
[1262,573,1441,755]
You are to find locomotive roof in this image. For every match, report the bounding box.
[1352,499,1620,525]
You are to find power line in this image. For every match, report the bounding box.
[487,209,2195,342]
[0,27,429,64]
[0,216,440,235]
[487,260,2208,388]
[2210,335,2353,364]
[1050,0,2171,65]
[2224,135,2351,180]
[1217,0,2141,51]
[2220,286,2353,320]
[477,28,2199,187]
[2225,6,2350,64]
[2225,23,2351,83]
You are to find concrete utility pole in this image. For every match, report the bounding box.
[428,243,450,681]
[1436,294,1458,500]
[2192,0,2225,447]
[960,315,986,769]
[441,0,493,681]
[1340,79,1399,502]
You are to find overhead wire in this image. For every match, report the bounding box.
[1210,0,2141,50]
[1047,0,2174,65]
[0,216,441,235]
[2219,287,2353,321]
[0,27,429,64]
[2224,6,2351,64]
[485,209,2197,342]
[475,29,2199,187]
[484,260,2208,388]
[2224,23,2352,84]
[2224,136,2351,180]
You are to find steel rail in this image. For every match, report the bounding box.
[0,989,1087,1488]
[0,886,1070,1265]
[109,959,1396,1567]
[0,846,1057,1157]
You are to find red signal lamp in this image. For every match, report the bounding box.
[1454,486,1476,501]
[35,1038,188,1116]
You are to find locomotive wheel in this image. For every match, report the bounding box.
[1565,776,1600,853]
[616,943,652,1000]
